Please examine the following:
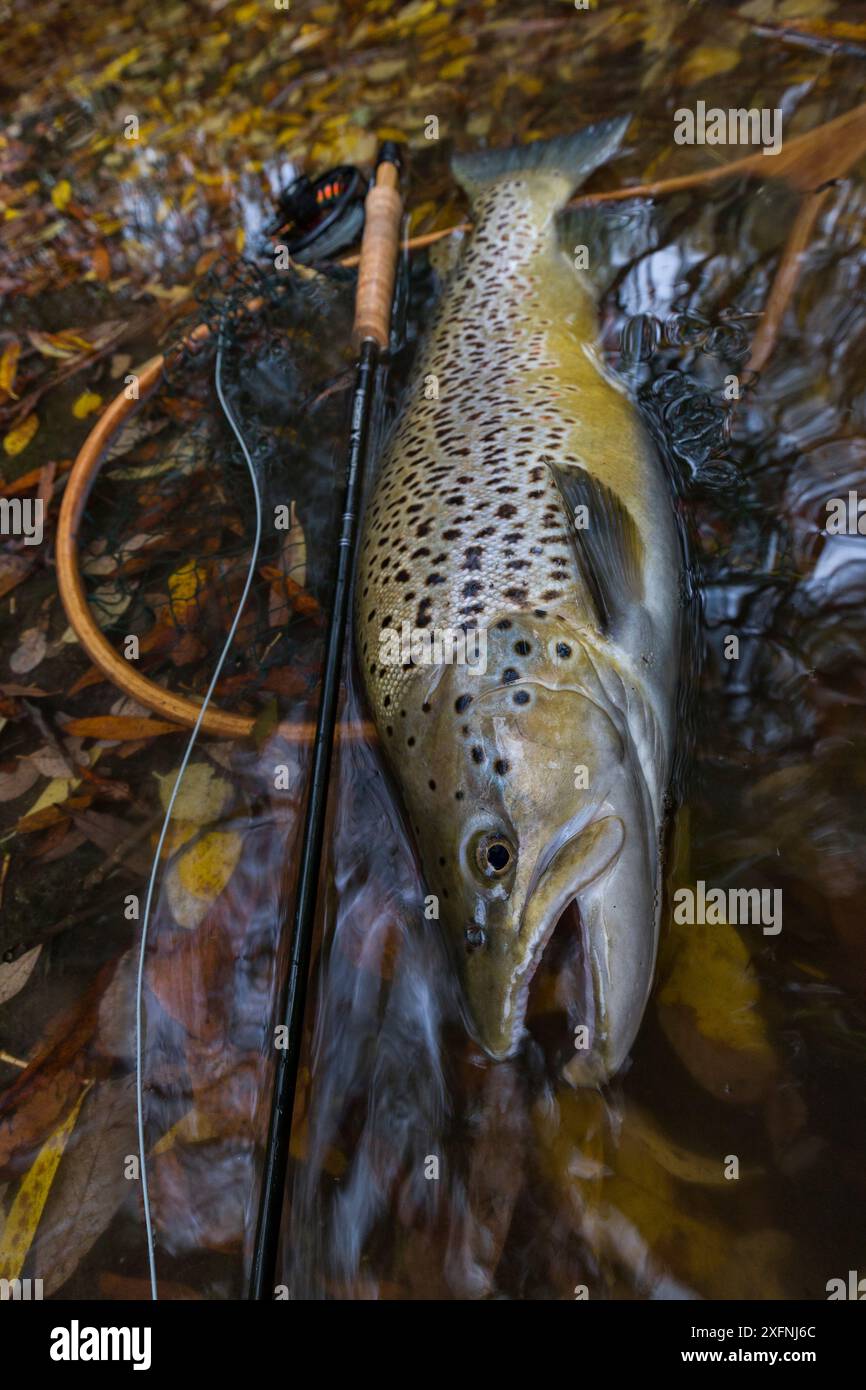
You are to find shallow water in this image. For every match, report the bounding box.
[277,172,866,1299]
[4,0,866,1301]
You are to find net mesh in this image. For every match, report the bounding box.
[75,257,362,724]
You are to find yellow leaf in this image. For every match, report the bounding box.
[0,1085,90,1282]
[154,761,231,825]
[2,413,39,457]
[393,0,437,29]
[658,914,773,1057]
[71,390,102,420]
[51,179,72,212]
[0,341,20,398]
[678,45,740,86]
[153,1107,220,1155]
[169,829,243,929]
[537,1090,792,1299]
[438,56,471,80]
[30,329,93,359]
[166,558,209,626]
[99,46,141,86]
[23,775,79,819]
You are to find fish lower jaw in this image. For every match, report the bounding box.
[472,893,585,1064]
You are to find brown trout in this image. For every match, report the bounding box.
[355,121,681,1080]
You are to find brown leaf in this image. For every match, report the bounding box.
[0,683,56,698]
[62,715,182,739]
[90,245,111,281]
[0,963,115,1179]
[0,554,33,601]
[29,1076,137,1296]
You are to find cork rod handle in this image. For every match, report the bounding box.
[352,158,403,350]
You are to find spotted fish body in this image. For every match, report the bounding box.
[356,122,682,1079]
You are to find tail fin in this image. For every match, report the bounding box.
[451,117,631,206]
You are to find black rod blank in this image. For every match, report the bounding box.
[249,336,380,1299]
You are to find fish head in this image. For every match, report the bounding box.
[399,611,662,1080]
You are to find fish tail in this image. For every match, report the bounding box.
[451,117,631,208]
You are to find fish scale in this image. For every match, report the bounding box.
[354,121,682,1076]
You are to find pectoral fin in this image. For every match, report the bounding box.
[547,462,644,633]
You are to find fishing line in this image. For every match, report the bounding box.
[135,308,264,1301]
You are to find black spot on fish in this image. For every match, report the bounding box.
[513,690,530,705]
[455,694,472,712]
[503,668,519,684]
[496,619,512,631]
[557,642,572,658]
[514,640,531,655]
[494,759,510,776]
[471,746,484,763]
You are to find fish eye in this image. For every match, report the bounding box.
[475,834,515,878]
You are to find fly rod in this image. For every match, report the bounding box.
[249,143,404,1299]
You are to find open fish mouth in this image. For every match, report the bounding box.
[465,808,658,1082]
[515,895,596,1066]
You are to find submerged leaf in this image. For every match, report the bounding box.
[0,946,42,1006]
[2,414,39,457]
[0,1084,90,1283]
[167,830,243,930]
[28,1077,137,1297]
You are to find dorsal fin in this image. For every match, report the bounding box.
[546,461,644,632]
